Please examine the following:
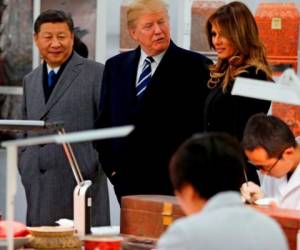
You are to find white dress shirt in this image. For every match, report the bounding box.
[136,49,166,86]
[46,64,60,74]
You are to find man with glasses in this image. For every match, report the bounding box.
[240,113,300,209]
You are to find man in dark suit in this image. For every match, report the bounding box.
[95,0,211,201]
[20,10,110,226]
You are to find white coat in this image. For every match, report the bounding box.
[260,163,300,209]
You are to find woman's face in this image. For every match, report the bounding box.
[211,22,236,60]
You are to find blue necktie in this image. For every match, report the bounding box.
[48,70,57,87]
[136,57,154,99]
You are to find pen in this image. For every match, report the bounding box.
[243,166,248,184]
[243,166,256,204]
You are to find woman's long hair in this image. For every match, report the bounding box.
[206,1,272,92]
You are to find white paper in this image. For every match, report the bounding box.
[91,226,120,236]
[232,69,300,105]
[55,218,74,227]
[254,197,279,206]
[0,120,44,126]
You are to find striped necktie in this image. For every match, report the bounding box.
[136,56,154,99]
[48,70,57,87]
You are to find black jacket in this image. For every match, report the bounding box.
[204,66,271,184]
[95,41,211,198]
[204,66,271,141]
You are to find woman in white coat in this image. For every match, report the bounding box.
[241,113,300,209]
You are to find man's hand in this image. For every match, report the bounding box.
[240,181,264,204]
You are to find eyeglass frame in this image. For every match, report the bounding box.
[249,150,285,175]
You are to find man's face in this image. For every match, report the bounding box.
[245,147,295,178]
[129,11,170,56]
[34,22,74,68]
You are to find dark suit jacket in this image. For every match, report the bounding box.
[204,66,271,140]
[20,52,110,226]
[204,66,271,183]
[95,41,211,198]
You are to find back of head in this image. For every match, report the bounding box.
[170,133,245,200]
[127,0,168,28]
[34,9,74,34]
[243,113,296,157]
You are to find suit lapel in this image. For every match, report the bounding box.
[151,40,176,83]
[110,48,140,124]
[30,66,47,119]
[126,48,140,93]
[115,48,140,105]
[42,53,83,117]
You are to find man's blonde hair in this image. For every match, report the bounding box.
[127,0,169,28]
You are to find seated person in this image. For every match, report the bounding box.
[157,133,287,250]
[241,113,300,209]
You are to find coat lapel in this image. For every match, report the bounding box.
[151,40,176,82]
[126,48,140,93]
[41,53,83,118]
[115,48,140,108]
[30,65,47,119]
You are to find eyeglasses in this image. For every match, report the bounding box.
[249,151,284,175]
[265,154,282,175]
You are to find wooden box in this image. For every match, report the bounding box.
[120,195,184,239]
[120,1,138,52]
[122,235,156,250]
[255,3,299,74]
[253,206,300,250]
[121,195,300,250]
[191,0,225,52]
[272,103,300,137]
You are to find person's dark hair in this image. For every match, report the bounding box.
[242,113,297,157]
[34,9,74,34]
[169,133,245,200]
[73,35,89,58]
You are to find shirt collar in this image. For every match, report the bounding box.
[46,64,60,74]
[139,49,166,69]
[201,191,243,214]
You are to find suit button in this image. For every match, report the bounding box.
[40,169,46,174]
